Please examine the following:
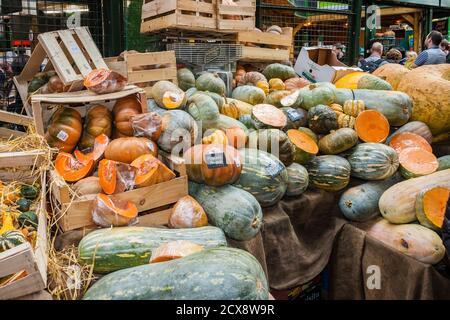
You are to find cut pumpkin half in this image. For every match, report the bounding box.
[355,110,390,143]
[149,240,203,263]
[287,129,319,164]
[54,152,94,182]
[252,104,287,129]
[83,69,127,94]
[98,159,136,194]
[399,147,438,179]
[92,193,138,227]
[389,132,433,154]
[131,154,176,188]
[168,195,208,229]
[416,187,450,230]
[74,133,109,164]
[163,91,186,109]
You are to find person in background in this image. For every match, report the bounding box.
[440,39,450,63]
[332,43,345,61]
[404,51,418,69]
[385,48,402,64]
[411,31,446,68]
[358,42,388,72]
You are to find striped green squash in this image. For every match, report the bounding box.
[0,230,27,253]
[262,63,297,81]
[233,148,288,207]
[286,163,309,196]
[83,247,269,300]
[239,114,256,129]
[189,182,263,241]
[78,226,227,273]
[347,143,399,181]
[438,155,450,171]
[247,129,294,166]
[232,85,266,105]
[305,155,351,191]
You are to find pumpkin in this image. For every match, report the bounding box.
[82,247,268,300]
[73,176,102,196]
[83,69,127,94]
[0,230,27,253]
[54,152,94,182]
[105,137,158,164]
[438,155,450,171]
[28,71,52,93]
[305,155,351,191]
[203,114,248,136]
[92,193,138,227]
[189,182,262,241]
[284,77,310,91]
[232,85,266,105]
[233,148,288,207]
[297,127,318,143]
[360,218,445,265]
[18,211,38,228]
[177,68,196,91]
[398,147,438,179]
[131,154,175,188]
[264,90,292,108]
[334,72,393,91]
[339,173,402,222]
[335,89,412,126]
[183,144,242,187]
[74,133,109,164]
[196,73,226,95]
[347,143,399,181]
[168,195,208,228]
[78,226,227,273]
[287,129,319,164]
[355,110,390,143]
[337,114,356,129]
[16,198,31,212]
[318,128,358,155]
[397,64,450,136]
[266,25,282,34]
[152,80,186,109]
[343,100,365,117]
[285,163,309,196]
[78,105,112,150]
[45,107,82,153]
[330,103,344,116]
[157,110,199,153]
[187,93,220,125]
[98,159,136,194]
[235,68,246,86]
[150,240,203,263]
[130,112,163,141]
[113,95,142,136]
[247,129,293,166]
[251,104,287,129]
[224,98,253,115]
[386,121,433,145]
[237,71,267,87]
[415,187,450,231]
[199,91,225,109]
[280,107,308,131]
[202,129,228,145]
[281,83,336,110]
[269,78,285,92]
[256,80,270,95]
[42,75,67,93]
[307,105,338,134]
[262,63,297,81]
[225,127,247,149]
[372,63,410,90]
[20,185,39,200]
[388,132,432,154]
[219,101,240,119]
[239,114,255,129]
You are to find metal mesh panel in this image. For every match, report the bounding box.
[260,0,353,12]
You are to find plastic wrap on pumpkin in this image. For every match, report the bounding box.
[98,159,136,194]
[168,195,208,228]
[149,240,203,263]
[92,193,138,228]
[84,69,127,94]
[131,154,176,188]
[130,112,163,141]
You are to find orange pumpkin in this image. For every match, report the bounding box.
[131,154,175,188]
[83,69,127,94]
[54,152,94,182]
[104,137,158,164]
[112,95,142,136]
[168,195,208,228]
[225,127,247,149]
[183,144,242,186]
[46,107,82,153]
[92,193,138,227]
[74,133,110,164]
[130,112,163,141]
[284,77,310,91]
[78,105,112,150]
[98,159,136,194]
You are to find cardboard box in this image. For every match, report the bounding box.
[294,47,361,83]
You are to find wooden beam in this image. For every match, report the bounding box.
[414,12,421,52]
[401,14,415,26]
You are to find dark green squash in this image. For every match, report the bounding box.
[438,155,450,171]
[308,105,338,134]
[280,107,308,131]
[20,185,39,200]
[177,68,196,91]
[281,83,336,110]
[285,163,309,196]
[262,63,297,81]
[247,129,294,166]
[196,73,226,95]
[305,155,351,191]
[239,114,256,129]
[16,198,32,212]
[187,93,220,125]
[318,128,358,155]
[18,211,38,228]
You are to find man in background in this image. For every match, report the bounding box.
[440,39,450,63]
[332,43,345,61]
[358,42,388,72]
[411,31,446,68]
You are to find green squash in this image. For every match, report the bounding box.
[185,87,198,97]
[318,128,358,155]
[356,74,393,91]
[262,63,297,81]
[438,155,450,171]
[20,185,39,200]
[247,129,294,166]
[285,163,309,196]
[233,148,288,207]
[339,173,402,222]
[239,114,256,129]
[16,198,32,212]
[18,211,38,228]
[281,83,336,110]
[78,226,227,273]
[308,105,338,134]
[202,114,248,135]
[189,182,262,241]
[264,90,292,107]
[297,127,318,143]
[187,93,220,125]
[280,107,308,131]
[225,98,253,116]
[196,73,226,95]
[27,72,52,93]
[232,86,266,105]
[177,68,196,91]
[347,143,399,181]
[305,155,351,191]
[0,230,27,253]
[83,247,269,300]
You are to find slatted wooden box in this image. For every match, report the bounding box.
[216,0,256,31]
[141,0,217,34]
[105,51,178,98]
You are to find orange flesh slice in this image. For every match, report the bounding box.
[83,69,110,88]
[55,152,94,182]
[389,132,432,154]
[422,187,450,228]
[355,110,390,143]
[98,159,117,195]
[399,147,438,175]
[150,240,203,263]
[252,104,287,128]
[287,129,319,154]
[131,154,175,187]
[75,134,110,164]
[97,193,138,219]
[163,91,185,109]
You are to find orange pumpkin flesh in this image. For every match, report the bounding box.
[92,193,138,227]
[163,91,185,109]
[149,240,203,263]
[225,127,247,149]
[84,69,127,94]
[252,104,287,128]
[287,129,319,154]
[420,187,450,228]
[98,159,136,194]
[399,147,438,177]
[355,110,390,143]
[168,195,208,228]
[54,152,94,182]
[389,132,433,154]
[131,154,175,188]
[74,133,109,164]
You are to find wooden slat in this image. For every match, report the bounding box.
[0,127,26,139]
[57,29,93,77]
[0,110,33,127]
[177,15,216,29]
[125,51,176,69]
[141,0,177,19]
[241,46,290,61]
[141,12,177,33]
[34,174,47,283]
[0,244,36,278]
[137,208,171,227]
[218,4,255,16]
[179,0,215,13]
[0,151,46,168]
[0,272,45,300]
[237,30,292,47]
[128,67,178,83]
[218,19,254,31]
[74,27,109,71]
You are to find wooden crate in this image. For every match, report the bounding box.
[237,27,293,62]
[30,85,147,137]
[105,51,178,98]
[216,0,256,31]
[50,152,188,232]
[141,0,217,34]
[13,27,109,115]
